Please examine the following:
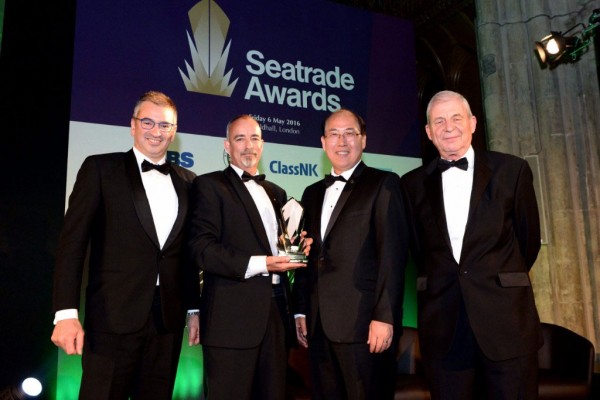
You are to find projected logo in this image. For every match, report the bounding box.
[179,0,238,97]
[178,0,355,111]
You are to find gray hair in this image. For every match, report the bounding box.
[425,90,472,124]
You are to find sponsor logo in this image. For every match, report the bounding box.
[167,151,195,168]
[269,160,318,177]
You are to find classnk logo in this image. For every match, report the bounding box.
[269,160,318,177]
[179,0,355,111]
[167,151,194,168]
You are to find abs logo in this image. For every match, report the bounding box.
[270,160,318,177]
[179,0,238,97]
[167,151,195,168]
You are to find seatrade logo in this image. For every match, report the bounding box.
[178,0,238,97]
[244,50,353,112]
[179,0,355,112]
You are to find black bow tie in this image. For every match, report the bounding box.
[141,160,171,175]
[437,157,468,172]
[242,171,266,183]
[324,174,347,188]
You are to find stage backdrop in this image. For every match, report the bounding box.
[58,0,421,398]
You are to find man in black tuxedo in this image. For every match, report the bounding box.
[51,91,200,399]
[293,109,408,400]
[188,114,309,400]
[400,90,542,399]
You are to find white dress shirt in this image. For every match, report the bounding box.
[133,148,178,285]
[321,161,360,239]
[441,146,474,263]
[134,149,178,251]
[229,165,280,284]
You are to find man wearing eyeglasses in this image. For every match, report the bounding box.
[293,109,408,400]
[188,114,309,400]
[51,91,200,399]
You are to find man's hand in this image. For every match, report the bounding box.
[367,320,393,353]
[187,314,200,346]
[266,256,306,272]
[295,316,308,348]
[51,318,84,355]
[299,231,313,256]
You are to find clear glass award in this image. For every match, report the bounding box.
[277,198,308,263]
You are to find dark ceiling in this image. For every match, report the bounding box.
[333,0,485,162]
[332,0,474,30]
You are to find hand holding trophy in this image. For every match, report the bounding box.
[277,198,308,263]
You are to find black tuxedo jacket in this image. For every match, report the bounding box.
[188,166,294,348]
[293,162,408,343]
[400,150,542,361]
[53,150,199,334]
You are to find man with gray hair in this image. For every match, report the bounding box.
[401,90,542,399]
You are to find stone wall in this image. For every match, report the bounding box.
[475,0,600,366]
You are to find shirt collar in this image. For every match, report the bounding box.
[330,160,361,180]
[441,146,474,170]
[230,164,260,179]
[463,146,475,169]
[133,147,167,171]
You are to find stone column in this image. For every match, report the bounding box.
[475,0,600,364]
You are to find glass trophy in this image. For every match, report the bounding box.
[277,198,308,263]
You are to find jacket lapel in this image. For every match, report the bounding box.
[162,167,188,250]
[308,183,327,247]
[464,151,492,240]
[424,158,453,252]
[125,150,161,248]
[322,161,365,240]
[224,166,274,256]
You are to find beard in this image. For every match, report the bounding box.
[240,153,257,168]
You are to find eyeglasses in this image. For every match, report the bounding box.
[324,129,362,142]
[133,117,176,133]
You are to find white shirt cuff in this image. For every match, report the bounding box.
[54,309,78,325]
[245,255,268,279]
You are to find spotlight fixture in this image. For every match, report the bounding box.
[0,378,42,400]
[535,8,600,67]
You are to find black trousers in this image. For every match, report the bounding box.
[203,289,288,400]
[423,302,538,400]
[307,313,397,400]
[79,288,183,400]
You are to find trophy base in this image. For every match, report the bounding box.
[278,250,308,264]
[288,253,308,264]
